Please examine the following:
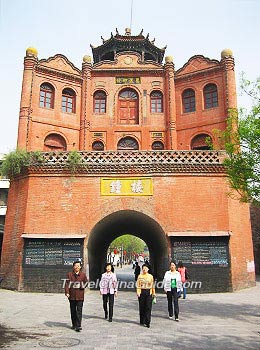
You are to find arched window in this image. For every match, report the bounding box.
[182,88,195,113]
[94,91,106,113]
[44,133,67,151]
[118,89,139,124]
[92,141,104,151]
[39,83,54,109]
[150,91,163,113]
[152,141,164,150]
[204,84,218,109]
[191,134,212,150]
[117,136,139,150]
[62,88,76,113]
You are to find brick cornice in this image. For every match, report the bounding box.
[36,66,83,84]
[175,66,222,82]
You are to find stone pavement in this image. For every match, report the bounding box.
[0,275,259,350]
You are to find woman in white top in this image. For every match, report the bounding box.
[100,263,118,322]
[163,261,182,321]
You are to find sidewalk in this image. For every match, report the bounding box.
[0,277,259,349]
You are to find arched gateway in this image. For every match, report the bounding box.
[88,210,168,282]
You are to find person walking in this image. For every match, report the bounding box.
[136,263,156,328]
[64,261,88,332]
[163,261,182,321]
[134,261,141,281]
[177,261,189,299]
[100,262,118,322]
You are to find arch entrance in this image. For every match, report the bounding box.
[88,210,169,283]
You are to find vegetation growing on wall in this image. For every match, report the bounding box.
[0,149,44,178]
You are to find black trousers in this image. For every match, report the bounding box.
[138,289,152,325]
[102,293,114,320]
[69,300,83,328]
[166,288,179,318]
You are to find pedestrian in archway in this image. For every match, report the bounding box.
[134,261,141,281]
[100,262,118,322]
[136,263,156,328]
[177,261,189,299]
[163,261,182,321]
[64,261,88,332]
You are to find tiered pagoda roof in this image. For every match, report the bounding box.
[90,28,166,64]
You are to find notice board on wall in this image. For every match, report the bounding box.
[172,239,229,266]
[23,239,82,267]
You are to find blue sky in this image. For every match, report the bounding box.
[0,0,259,153]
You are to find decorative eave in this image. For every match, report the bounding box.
[93,51,164,71]
[174,66,223,82]
[14,151,227,177]
[91,29,166,64]
[38,54,81,74]
[37,54,82,84]
[176,55,221,76]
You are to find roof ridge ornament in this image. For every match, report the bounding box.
[125,28,131,36]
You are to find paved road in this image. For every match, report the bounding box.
[0,270,259,349]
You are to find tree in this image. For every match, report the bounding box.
[110,235,146,255]
[217,75,260,206]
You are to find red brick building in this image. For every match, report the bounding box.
[0,29,255,292]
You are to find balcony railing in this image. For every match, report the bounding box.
[27,150,226,175]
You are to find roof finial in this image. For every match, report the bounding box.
[125,28,131,36]
[116,28,119,35]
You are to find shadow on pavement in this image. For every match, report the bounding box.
[43,321,71,329]
[0,324,46,349]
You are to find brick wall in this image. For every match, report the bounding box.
[0,171,255,292]
[250,205,260,275]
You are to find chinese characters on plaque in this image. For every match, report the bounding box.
[115,77,141,84]
[101,178,153,196]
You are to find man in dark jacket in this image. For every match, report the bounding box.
[65,261,88,332]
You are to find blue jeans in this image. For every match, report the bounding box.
[182,286,187,299]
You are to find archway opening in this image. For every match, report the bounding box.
[107,234,149,286]
[88,210,168,286]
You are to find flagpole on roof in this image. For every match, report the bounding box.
[130,0,134,32]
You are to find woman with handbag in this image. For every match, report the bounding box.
[136,263,156,328]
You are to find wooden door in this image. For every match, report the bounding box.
[119,89,138,124]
